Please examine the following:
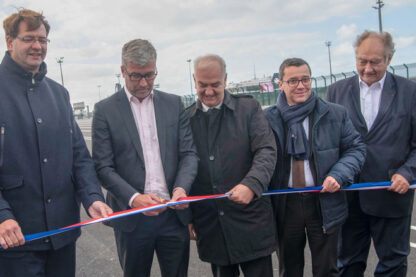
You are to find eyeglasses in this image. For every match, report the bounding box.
[282,77,311,88]
[16,36,50,45]
[124,68,158,82]
[356,58,384,67]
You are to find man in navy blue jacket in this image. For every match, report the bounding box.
[0,9,112,277]
[265,58,365,277]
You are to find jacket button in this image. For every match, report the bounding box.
[219,211,224,216]
[46,198,51,204]
[29,88,33,92]
[37,118,43,123]
[44,238,50,243]
[43,158,48,163]
[209,155,215,161]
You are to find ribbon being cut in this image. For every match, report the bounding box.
[3,181,416,249]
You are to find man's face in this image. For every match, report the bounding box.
[356,37,391,86]
[194,60,226,107]
[121,60,157,100]
[6,21,48,74]
[278,64,312,106]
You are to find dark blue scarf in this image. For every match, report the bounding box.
[276,91,317,160]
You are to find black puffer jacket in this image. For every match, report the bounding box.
[265,97,366,233]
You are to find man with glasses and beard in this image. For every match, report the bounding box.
[265,58,365,277]
[92,39,198,277]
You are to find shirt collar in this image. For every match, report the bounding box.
[359,72,387,90]
[201,101,223,112]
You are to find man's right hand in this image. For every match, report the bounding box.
[131,194,167,216]
[0,219,25,249]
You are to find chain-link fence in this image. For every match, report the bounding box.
[182,62,416,108]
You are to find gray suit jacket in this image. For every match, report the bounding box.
[92,89,198,231]
[326,73,416,217]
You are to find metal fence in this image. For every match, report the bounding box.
[182,62,416,108]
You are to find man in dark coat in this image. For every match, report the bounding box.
[186,54,277,277]
[265,58,366,277]
[0,9,112,277]
[327,30,416,277]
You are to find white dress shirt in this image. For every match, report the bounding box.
[201,101,223,112]
[359,73,386,130]
[125,88,170,207]
[288,118,315,188]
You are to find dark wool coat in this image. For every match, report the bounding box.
[187,91,277,265]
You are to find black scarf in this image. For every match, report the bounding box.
[276,91,317,160]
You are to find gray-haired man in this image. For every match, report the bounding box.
[92,39,198,277]
[327,30,416,277]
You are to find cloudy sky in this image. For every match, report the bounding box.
[0,0,415,109]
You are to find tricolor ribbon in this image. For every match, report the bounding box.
[2,181,416,248]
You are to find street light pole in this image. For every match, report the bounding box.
[56,57,64,86]
[97,85,101,101]
[115,74,121,92]
[373,0,384,32]
[325,41,333,84]
[186,59,193,96]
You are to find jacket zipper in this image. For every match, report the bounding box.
[0,124,5,167]
[312,108,328,234]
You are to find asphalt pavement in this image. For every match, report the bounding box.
[76,118,415,276]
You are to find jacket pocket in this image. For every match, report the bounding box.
[0,124,4,167]
[0,175,24,191]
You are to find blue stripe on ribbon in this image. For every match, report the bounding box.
[1,182,415,249]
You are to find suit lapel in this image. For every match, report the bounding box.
[368,73,396,134]
[153,91,167,170]
[349,77,368,135]
[116,90,145,164]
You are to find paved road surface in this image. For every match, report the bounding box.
[76,118,416,276]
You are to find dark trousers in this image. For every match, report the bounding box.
[0,242,75,277]
[114,209,190,277]
[338,192,410,277]
[211,255,274,277]
[278,193,339,277]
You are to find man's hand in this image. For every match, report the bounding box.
[169,188,189,210]
[188,224,197,240]
[388,174,410,194]
[321,176,340,193]
[88,201,113,218]
[131,194,166,216]
[0,219,25,250]
[227,184,255,204]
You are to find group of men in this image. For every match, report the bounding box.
[0,8,415,277]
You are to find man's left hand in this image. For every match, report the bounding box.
[227,184,255,204]
[88,201,113,218]
[321,176,340,193]
[169,188,189,210]
[388,174,410,194]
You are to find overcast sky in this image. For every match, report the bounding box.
[0,0,415,108]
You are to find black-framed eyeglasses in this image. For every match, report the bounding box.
[16,36,50,45]
[282,77,311,88]
[124,68,158,82]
